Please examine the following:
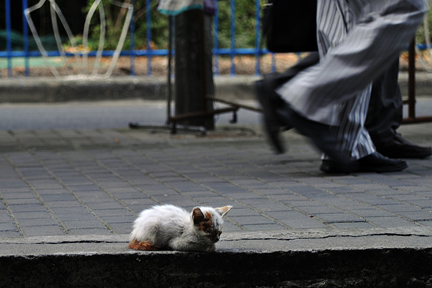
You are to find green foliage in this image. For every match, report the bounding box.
[83,0,168,50]
[82,0,432,51]
[216,0,259,49]
[83,0,261,51]
[416,9,432,45]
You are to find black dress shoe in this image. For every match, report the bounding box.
[255,79,286,154]
[375,133,432,159]
[320,152,408,173]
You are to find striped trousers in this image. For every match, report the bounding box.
[276,0,426,160]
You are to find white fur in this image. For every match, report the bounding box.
[130,204,232,252]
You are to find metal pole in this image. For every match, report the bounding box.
[230,0,235,76]
[146,0,152,76]
[272,53,276,72]
[6,0,13,77]
[402,39,432,124]
[22,0,30,76]
[255,0,261,75]
[129,0,136,76]
[167,16,173,123]
[213,1,219,75]
[408,39,416,119]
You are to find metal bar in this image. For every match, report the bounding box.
[129,0,136,76]
[230,0,235,76]
[417,43,432,49]
[166,16,173,123]
[272,53,276,72]
[0,50,171,58]
[0,48,278,59]
[146,0,152,76]
[22,0,30,76]
[408,40,416,119]
[213,0,219,75]
[401,40,432,124]
[205,96,263,113]
[8,44,429,62]
[403,116,432,124]
[213,48,272,55]
[168,107,239,122]
[255,0,261,75]
[5,0,13,77]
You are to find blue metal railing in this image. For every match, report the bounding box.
[2,1,429,79]
[1,0,273,78]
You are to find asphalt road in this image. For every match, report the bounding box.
[0,100,261,130]
[0,97,430,131]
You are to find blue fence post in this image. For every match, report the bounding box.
[255,0,261,75]
[230,0,235,76]
[272,53,276,72]
[22,0,30,76]
[213,1,219,76]
[5,0,13,77]
[130,0,136,76]
[146,0,152,76]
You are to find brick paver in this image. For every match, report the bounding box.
[0,124,431,238]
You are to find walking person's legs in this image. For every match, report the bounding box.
[258,0,426,170]
[366,58,432,158]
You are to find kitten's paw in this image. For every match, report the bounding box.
[128,239,159,251]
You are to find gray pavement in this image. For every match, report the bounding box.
[0,122,431,287]
[1,75,432,287]
[0,121,431,247]
[1,97,432,130]
[0,99,262,130]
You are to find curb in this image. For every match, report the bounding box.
[0,72,429,103]
[1,247,431,287]
[1,229,432,287]
[0,76,259,103]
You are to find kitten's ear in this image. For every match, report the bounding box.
[192,207,205,225]
[215,205,232,217]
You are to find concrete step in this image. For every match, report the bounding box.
[1,230,432,288]
[0,72,430,103]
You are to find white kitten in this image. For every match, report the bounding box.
[129,204,232,252]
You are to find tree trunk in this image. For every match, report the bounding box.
[174,9,215,129]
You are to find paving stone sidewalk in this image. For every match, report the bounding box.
[0,123,432,242]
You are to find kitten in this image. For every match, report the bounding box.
[129,204,232,252]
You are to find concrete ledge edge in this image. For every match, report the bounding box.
[0,72,429,103]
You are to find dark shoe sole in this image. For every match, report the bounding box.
[319,161,358,174]
[357,161,408,172]
[320,157,408,174]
